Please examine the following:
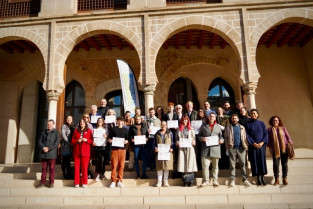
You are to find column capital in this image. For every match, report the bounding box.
[242,82,258,95]
[143,84,156,96]
[46,90,62,101]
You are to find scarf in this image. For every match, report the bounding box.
[272,127,285,158]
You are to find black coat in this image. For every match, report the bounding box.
[128,123,149,148]
[184,110,198,121]
[38,129,60,159]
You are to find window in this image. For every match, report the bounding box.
[208,78,235,110]
[105,90,145,116]
[65,81,86,125]
[168,77,199,111]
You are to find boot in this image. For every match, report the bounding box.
[257,175,262,186]
[261,175,267,185]
[283,177,288,185]
[274,177,279,186]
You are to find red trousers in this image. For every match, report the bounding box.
[74,156,89,185]
[41,159,56,184]
[111,149,126,183]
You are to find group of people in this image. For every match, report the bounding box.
[36,99,294,189]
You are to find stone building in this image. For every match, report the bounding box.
[0,0,312,163]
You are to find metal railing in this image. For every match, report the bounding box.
[77,0,127,11]
[0,0,40,18]
[167,0,221,3]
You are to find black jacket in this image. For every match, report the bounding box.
[128,123,149,147]
[38,129,60,159]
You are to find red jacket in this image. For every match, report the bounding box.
[71,128,93,157]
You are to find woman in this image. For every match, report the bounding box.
[268,116,293,185]
[82,114,94,131]
[216,107,230,128]
[72,118,93,188]
[197,108,207,124]
[105,109,116,165]
[60,115,75,179]
[155,106,165,121]
[239,107,251,126]
[216,106,229,169]
[129,115,150,179]
[176,115,198,186]
[93,117,108,181]
[154,121,174,187]
[245,109,268,186]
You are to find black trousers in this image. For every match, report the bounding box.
[61,155,72,179]
[94,148,106,174]
[272,152,288,178]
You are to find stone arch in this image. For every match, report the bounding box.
[95,78,122,101]
[151,15,244,85]
[54,20,143,92]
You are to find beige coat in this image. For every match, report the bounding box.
[155,130,173,171]
[177,129,198,173]
[224,124,249,150]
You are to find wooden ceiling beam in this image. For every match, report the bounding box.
[277,24,302,47]
[99,34,112,51]
[128,42,134,50]
[209,34,217,49]
[73,46,79,52]
[6,42,24,53]
[289,26,312,47]
[163,40,168,49]
[79,40,90,51]
[266,24,289,48]
[257,30,271,47]
[175,33,180,49]
[15,40,35,53]
[198,30,205,49]
[0,44,14,54]
[87,36,101,51]
[300,30,313,47]
[186,30,192,49]
[113,36,123,50]
[221,39,227,49]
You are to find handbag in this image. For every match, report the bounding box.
[286,141,295,160]
[182,173,195,183]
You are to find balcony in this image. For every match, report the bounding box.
[167,0,221,4]
[77,0,127,12]
[0,0,40,18]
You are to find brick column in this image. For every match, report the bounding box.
[143,84,156,115]
[47,90,62,124]
[242,82,258,109]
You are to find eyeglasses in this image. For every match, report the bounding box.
[83,116,89,118]
[176,108,182,109]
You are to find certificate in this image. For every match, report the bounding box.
[158,144,170,152]
[218,124,225,131]
[158,152,170,161]
[134,135,146,145]
[105,116,116,124]
[205,135,219,147]
[93,128,106,138]
[112,137,125,147]
[90,115,101,124]
[191,120,202,134]
[150,126,160,135]
[94,138,106,146]
[179,138,192,148]
[167,120,178,128]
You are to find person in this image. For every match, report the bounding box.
[124,111,133,128]
[224,114,252,187]
[104,109,116,165]
[216,106,230,169]
[131,107,144,125]
[197,108,207,124]
[176,115,198,186]
[108,116,129,188]
[129,115,150,179]
[245,109,268,186]
[185,101,198,121]
[223,101,233,117]
[163,102,176,122]
[203,101,216,116]
[124,111,134,170]
[198,112,224,187]
[233,102,244,116]
[82,114,93,131]
[60,116,75,180]
[82,113,94,179]
[146,107,161,171]
[153,121,175,187]
[267,116,294,185]
[239,107,250,126]
[71,118,93,188]
[36,119,60,188]
[155,106,165,121]
[89,105,102,128]
[174,104,183,121]
[216,107,230,128]
[196,108,207,170]
[98,99,108,117]
[93,117,108,181]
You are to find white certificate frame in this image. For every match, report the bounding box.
[191,120,202,134]
[134,135,146,145]
[94,138,106,146]
[93,128,106,138]
[158,152,170,161]
[105,116,116,124]
[90,115,101,124]
[179,138,192,148]
[205,135,219,147]
[112,137,125,147]
[158,144,170,152]
[167,120,178,129]
[150,126,160,135]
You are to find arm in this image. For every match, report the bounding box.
[245,124,255,145]
[61,125,69,142]
[71,129,79,145]
[170,132,175,151]
[38,132,45,149]
[224,126,230,149]
[218,127,224,144]
[48,130,60,151]
[261,122,268,144]
[86,129,93,144]
[283,127,293,144]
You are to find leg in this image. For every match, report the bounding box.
[237,148,247,182]
[117,149,126,182]
[128,150,134,169]
[64,155,72,179]
[201,156,210,183]
[48,159,56,184]
[228,148,237,181]
[81,156,89,185]
[100,150,106,176]
[111,150,119,183]
[134,147,140,176]
[94,148,100,174]
[272,154,280,178]
[281,152,288,178]
[61,155,66,178]
[157,170,163,182]
[74,157,81,185]
[146,138,152,169]
[211,157,219,180]
[140,147,147,176]
[41,159,48,184]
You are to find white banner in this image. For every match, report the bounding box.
[117,59,140,117]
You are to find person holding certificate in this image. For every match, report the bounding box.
[154,121,174,187]
[71,118,93,188]
[108,116,129,188]
[198,112,224,187]
[176,115,198,186]
[89,105,102,128]
[105,109,116,165]
[129,115,150,179]
[93,117,108,181]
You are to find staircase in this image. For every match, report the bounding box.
[1,149,313,209]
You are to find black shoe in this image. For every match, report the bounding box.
[136,174,140,179]
[184,182,188,187]
[257,176,262,186]
[49,183,54,188]
[261,175,266,185]
[35,182,45,189]
[141,174,149,179]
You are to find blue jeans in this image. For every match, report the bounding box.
[146,138,155,169]
[134,146,146,176]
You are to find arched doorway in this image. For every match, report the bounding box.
[64,80,86,125]
[208,78,235,111]
[168,77,199,111]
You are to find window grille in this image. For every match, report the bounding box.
[0,0,40,18]
[78,0,127,11]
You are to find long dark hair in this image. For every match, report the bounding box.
[77,119,89,132]
[179,115,192,131]
[269,115,284,127]
[96,117,106,128]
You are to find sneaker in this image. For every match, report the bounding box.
[213,179,219,186]
[82,184,87,188]
[243,180,252,187]
[74,184,80,188]
[229,180,235,187]
[109,182,116,188]
[95,174,100,181]
[156,181,162,187]
[200,181,209,187]
[163,180,169,187]
[117,181,124,188]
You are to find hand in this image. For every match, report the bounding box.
[78,138,83,143]
[202,137,207,142]
[93,142,97,146]
[253,143,259,148]
[131,139,134,143]
[176,141,180,147]
[192,141,196,146]
[155,148,159,153]
[82,138,87,142]
[259,142,264,147]
[108,139,113,143]
[103,134,107,138]
[219,140,223,145]
[169,148,173,153]
[148,129,152,133]
[146,138,148,141]
[124,140,128,144]
[43,147,49,153]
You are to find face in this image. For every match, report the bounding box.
[135,116,141,124]
[66,116,72,124]
[186,102,193,111]
[176,106,182,114]
[240,108,247,116]
[97,119,103,126]
[157,108,162,114]
[231,115,239,124]
[198,109,204,117]
[208,114,216,124]
[251,111,258,120]
[273,117,279,127]
[91,107,97,114]
[149,109,155,117]
[107,111,113,116]
[100,99,107,107]
[161,121,167,130]
[80,120,86,129]
[223,102,230,111]
[135,109,141,116]
[183,118,188,126]
[236,103,243,110]
[168,105,174,112]
[47,121,54,130]
[125,113,131,119]
[217,107,223,115]
[116,119,124,127]
[204,102,210,110]
[83,115,90,123]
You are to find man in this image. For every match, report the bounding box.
[233,102,244,116]
[89,105,102,128]
[36,119,60,188]
[98,99,108,117]
[173,104,183,121]
[146,107,161,170]
[185,101,198,121]
[224,114,252,187]
[108,116,129,188]
[223,101,233,117]
[198,112,224,187]
[203,101,216,116]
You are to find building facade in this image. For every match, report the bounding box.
[0,0,312,163]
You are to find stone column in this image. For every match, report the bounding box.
[143,84,156,115]
[47,90,61,124]
[243,82,258,109]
